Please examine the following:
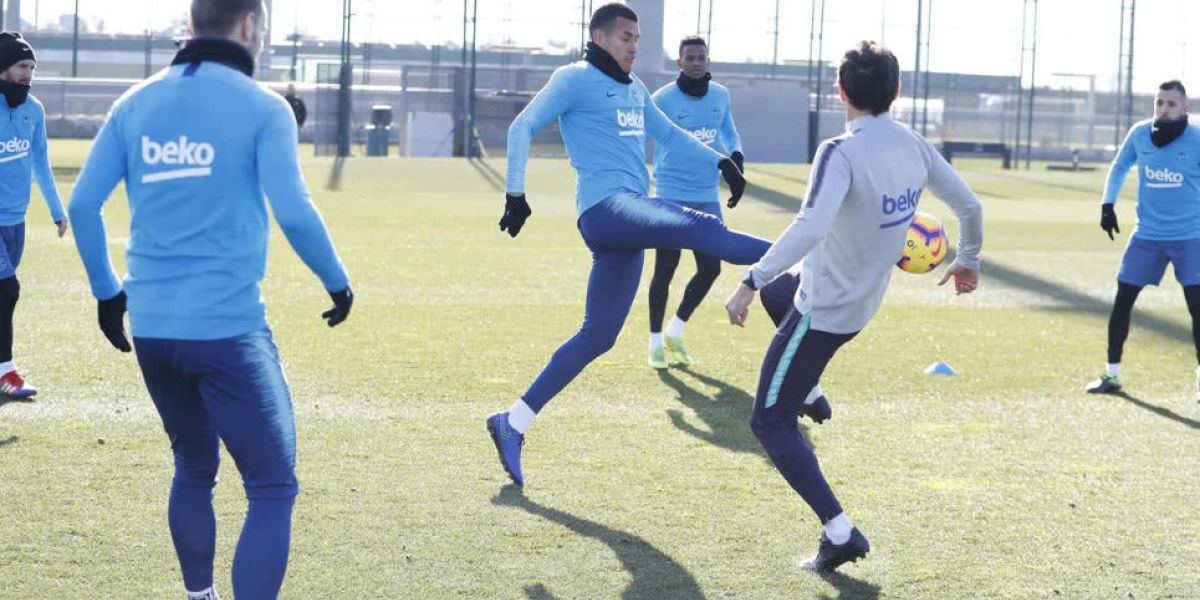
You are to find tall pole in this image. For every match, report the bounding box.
[911,0,922,129]
[466,0,479,157]
[921,0,933,136]
[771,0,780,78]
[1124,0,1135,139]
[337,0,352,158]
[705,0,713,47]
[1024,0,1038,169]
[71,0,79,77]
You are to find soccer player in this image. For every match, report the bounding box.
[0,31,68,398]
[1085,80,1200,401]
[646,35,744,370]
[68,1,353,598]
[486,3,771,486]
[724,41,983,573]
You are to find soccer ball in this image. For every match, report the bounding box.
[896,212,948,274]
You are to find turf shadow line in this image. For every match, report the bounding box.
[326,156,346,191]
[984,170,1108,197]
[657,368,792,461]
[0,396,34,411]
[816,570,883,600]
[0,435,18,448]
[492,485,706,600]
[982,258,1192,345]
[469,157,505,192]
[1111,391,1200,430]
[743,181,803,212]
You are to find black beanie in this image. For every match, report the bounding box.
[0,32,34,73]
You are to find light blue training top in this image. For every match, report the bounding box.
[651,80,741,204]
[0,94,65,225]
[1103,119,1200,241]
[69,61,349,340]
[506,60,726,217]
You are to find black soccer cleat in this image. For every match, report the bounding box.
[799,395,832,424]
[799,527,870,573]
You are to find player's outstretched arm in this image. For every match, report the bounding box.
[257,100,353,327]
[501,68,574,237]
[923,139,983,294]
[68,114,131,351]
[31,105,67,237]
[726,141,851,326]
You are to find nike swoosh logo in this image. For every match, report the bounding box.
[607,91,616,97]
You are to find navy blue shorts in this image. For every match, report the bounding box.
[1118,237,1200,287]
[0,223,26,279]
[134,328,298,500]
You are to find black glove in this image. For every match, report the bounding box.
[322,286,353,327]
[730,151,745,174]
[1100,204,1120,240]
[499,193,532,238]
[97,291,131,353]
[718,158,746,208]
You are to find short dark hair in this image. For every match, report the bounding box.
[679,35,707,57]
[1160,79,1187,98]
[837,41,900,115]
[191,0,264,36]
[589,3,638,34]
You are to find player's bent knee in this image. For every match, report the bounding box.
[243,476,300,501]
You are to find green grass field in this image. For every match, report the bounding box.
[1,141,1198,599]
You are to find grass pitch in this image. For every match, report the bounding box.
[0,142,1197,599]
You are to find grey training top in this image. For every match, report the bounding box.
[746,113,984,334]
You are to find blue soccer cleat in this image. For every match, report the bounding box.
[0,371,37,399]
[799,527,871,573]
[486,412,525,486]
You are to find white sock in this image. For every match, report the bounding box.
[804,384,824,405]
[187,587,219,600]
[0,361,14,375]
[506,399,535,434]
[1106,363,1121,377]
[666,316,687,339]
[649,332,664,349]
[823,513,853,545]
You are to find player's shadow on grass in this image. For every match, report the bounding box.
[984,258,1192,345]
[0,396,34,411]
[468,156,504,192]
[816,570,883,600]
[0,435,18,449]
[657,368,813,460]
[743,181,803,212]
[492,484,706,600]
[1111,391,1200,430]
[326,156,346,191]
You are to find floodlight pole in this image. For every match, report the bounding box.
[920,0,933,137]
[805,0,826,162]
[71,0,79,77]
[466,0,478,158]
[912,0,922,129]
[1024,0,1038,169]
[337,0,353,158]
[771,0,780,78]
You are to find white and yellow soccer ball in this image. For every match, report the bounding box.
[896,211,949,274]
